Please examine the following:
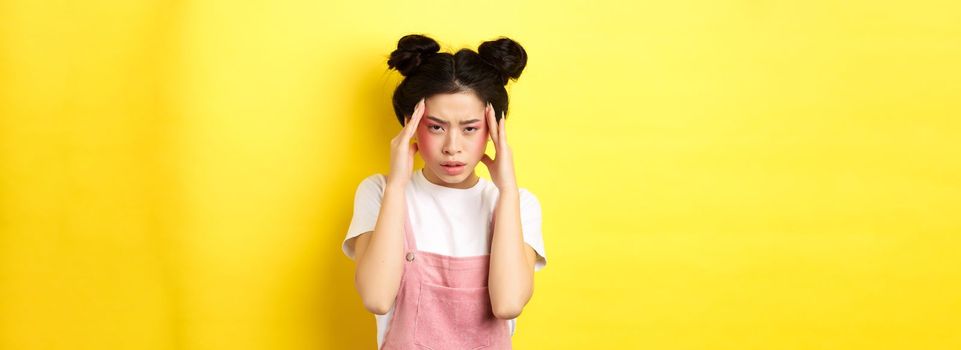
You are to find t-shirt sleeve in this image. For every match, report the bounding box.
[342,174,387,260]
[519,189,548,272]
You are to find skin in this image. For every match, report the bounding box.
[350,91,538,319]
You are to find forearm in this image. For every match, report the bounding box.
[488,188,533,319]
[355,183,407,314]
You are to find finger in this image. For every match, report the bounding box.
[409,142,419,158]
[485,102,499,145]
[403,98,424,135]
[498,111,507,146]
[404,98,427,139]
[492,104,501,144]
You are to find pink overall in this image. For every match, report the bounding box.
[380,207,512,349]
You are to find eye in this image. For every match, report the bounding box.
[428,125,444,133]
[464,127,478,133]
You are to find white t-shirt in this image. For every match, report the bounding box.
[342,168,548,349]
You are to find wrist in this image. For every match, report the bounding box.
[496,179,518,193]
[386,180,407,193]
[497,186,519,198]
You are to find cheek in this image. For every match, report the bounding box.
[414,127,426,142]
[472,132,488,149]
[415,129,439,158]
[468,132,488,157]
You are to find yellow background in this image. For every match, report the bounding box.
[1,0,959,349]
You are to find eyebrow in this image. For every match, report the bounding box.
[426,116,482,126]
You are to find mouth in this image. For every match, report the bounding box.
[440,161,466,175]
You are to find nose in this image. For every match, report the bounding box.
[442,132,462,155]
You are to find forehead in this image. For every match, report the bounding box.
[424,92,485,121]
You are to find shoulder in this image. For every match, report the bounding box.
[518,188,542,210]
[518,188,539,201]
[353,173,390,202]
[482,185,542,212]
[357,173,387,190]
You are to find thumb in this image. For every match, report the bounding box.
[409,142,418,157]
[480,154,493,167]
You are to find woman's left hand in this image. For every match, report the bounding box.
[480,102,518,193]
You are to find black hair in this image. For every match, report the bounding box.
[387,34,527,126]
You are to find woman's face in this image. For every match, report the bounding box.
[408,92,489,189]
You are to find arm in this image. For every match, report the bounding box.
[488,188,538,319]
[353,98,426,315]
[353,183,408,315]
[481,102,538,320]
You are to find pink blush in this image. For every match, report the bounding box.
[415,126,440,164]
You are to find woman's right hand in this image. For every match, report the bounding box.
[387,97,425,188]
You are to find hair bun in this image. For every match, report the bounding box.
[478,37,527,84]
[387,34,441,76]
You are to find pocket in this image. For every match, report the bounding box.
[413,281,499,350]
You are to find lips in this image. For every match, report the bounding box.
[440,161,466,175]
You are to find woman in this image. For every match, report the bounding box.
[342,34,547,349]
